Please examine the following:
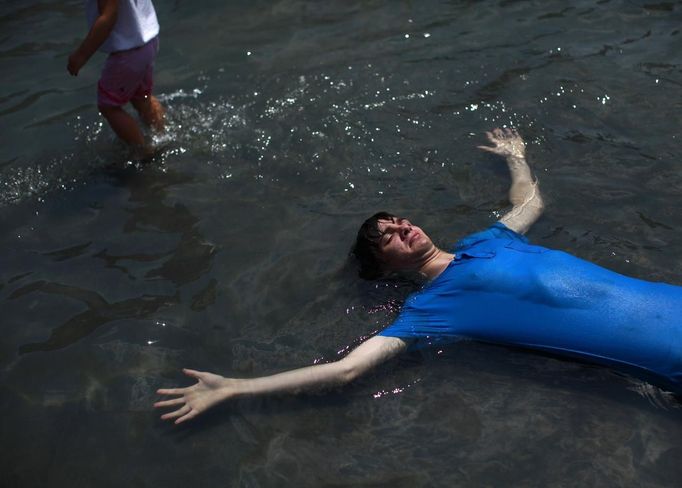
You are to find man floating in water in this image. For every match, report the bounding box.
[67,0,164,156]
[155,128,682,424]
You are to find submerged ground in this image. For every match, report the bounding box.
[1,1,681,486]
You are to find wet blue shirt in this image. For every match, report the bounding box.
[379,223,682,389]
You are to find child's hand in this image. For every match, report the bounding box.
[67,51,87,76]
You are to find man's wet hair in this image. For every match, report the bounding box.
[352,211,395,280]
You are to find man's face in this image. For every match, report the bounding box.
[375,217,434,271]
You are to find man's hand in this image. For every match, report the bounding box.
[67,51,88,76]
[154,369,236,425]
[478,127,526,160]
[478,128,544,234]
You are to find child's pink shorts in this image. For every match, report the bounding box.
[97,36,159,107]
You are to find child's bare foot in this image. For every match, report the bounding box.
[133,139,171,163]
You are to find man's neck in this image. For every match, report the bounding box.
[418,248,454,280]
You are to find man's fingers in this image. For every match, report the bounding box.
[499,127,521,140]
[161,405,190,420]
[175,409,200,425]
[156,387,188,396]
[183,368,205,379]
[476,146,502,154]
[156,370,202,398]
[154,397,186,408]
[493,128,504,138]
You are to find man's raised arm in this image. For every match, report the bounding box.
[154,335,407,424]
[478,128,544,235]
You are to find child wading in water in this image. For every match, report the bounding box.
[67,0,164,156]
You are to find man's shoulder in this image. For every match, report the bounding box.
[453,222,528,252]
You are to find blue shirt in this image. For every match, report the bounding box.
[379,223,682,390]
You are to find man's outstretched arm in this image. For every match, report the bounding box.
[478,128,544,235]
[154,335,407,424]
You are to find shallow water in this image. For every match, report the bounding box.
[2,0,682,486]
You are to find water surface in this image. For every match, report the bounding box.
[1,1,682,486]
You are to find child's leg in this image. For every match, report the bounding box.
[131,95,165,132]
[99,105,145,147]
[97,38,161,148]
[131,37,164,132]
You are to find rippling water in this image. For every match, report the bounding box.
[2,1,682,486]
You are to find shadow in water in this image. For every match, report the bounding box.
[13,281,179,354]
[13,164,217,354]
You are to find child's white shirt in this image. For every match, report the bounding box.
[87,0,159,53]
